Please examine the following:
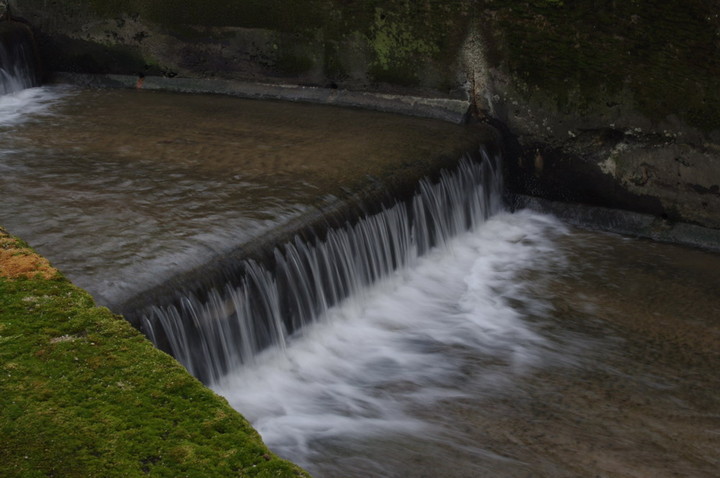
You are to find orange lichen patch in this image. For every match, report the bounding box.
[0,229,58,280]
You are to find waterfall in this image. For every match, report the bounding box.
[0,22,41,94]
[140,150,504,383]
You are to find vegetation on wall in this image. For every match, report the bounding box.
[21,0,717,130]
[19,0,473,88]
[480,0,720,131]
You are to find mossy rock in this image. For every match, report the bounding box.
[480,0,720,132]
[16,0,474,89]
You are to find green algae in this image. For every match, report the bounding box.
[23,0,471,86]
[18,0,720,126]
[360,1,470,86]
[481,0,720,132]
[0,230,310,478]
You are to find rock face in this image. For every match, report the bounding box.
[10,0,720,232]
[475,1,720,232]
[11,0,473,93]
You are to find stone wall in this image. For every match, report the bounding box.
[10,0,720,232]
[11,0,472,94]
[474,1,720,230]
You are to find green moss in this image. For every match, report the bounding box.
[0,232,310,477]
[25,0,719,129]
[336,1,471,86]
[73,0,472,86]
[370,7,438,70]
[81,0,332,31]
[482,0,720,131]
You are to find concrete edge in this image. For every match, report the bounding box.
[49,72,471,124]
[512,194,720,253]
[116,138,500,324]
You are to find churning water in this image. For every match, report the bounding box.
[2,85,719,477]
[140,153,504,382]
[0,86,66,126]
[0,22,57,124]
[212,211,567,471]
[211,209,720,478]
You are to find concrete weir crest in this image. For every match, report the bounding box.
[128,151,503,384]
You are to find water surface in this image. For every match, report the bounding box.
[1,86,718,477]
[214,213,720,477]
[0,86,480,309]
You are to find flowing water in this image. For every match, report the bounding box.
[1,84,719,477]
[140,154,503,382]
[212,213,720,477]
[0,23,39,95]
[0,85,481,310]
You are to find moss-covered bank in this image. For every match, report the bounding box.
[0,227,310,477]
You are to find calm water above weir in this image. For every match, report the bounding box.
[1,87,719,477]
[0,86,481,310]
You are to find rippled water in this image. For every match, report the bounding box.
[0,86,478,309]
[2,86,719,477]
[213,212,564,462]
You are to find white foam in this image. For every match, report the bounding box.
[0,86,70,128]
[212,210,568,463]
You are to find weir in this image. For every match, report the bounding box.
[0,21,40,93]
[0,22,502,387]
[4,20,720,477]
[136,151,503,384]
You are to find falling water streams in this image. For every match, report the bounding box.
[139,154,503,382]
[1,66,719,475]
[0,22,39,95]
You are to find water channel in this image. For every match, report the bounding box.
[1,85,719,477]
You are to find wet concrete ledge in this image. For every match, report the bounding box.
[118,137,500,326]
[50,72,471,124]
[513,194,720,253]
[49,72,720,253]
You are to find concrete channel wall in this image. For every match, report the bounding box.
[11,0,720,236]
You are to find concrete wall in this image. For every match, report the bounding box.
[10,0,720,233]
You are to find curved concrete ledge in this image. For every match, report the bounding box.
[50,72,471,124]
[512,194,720,253]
